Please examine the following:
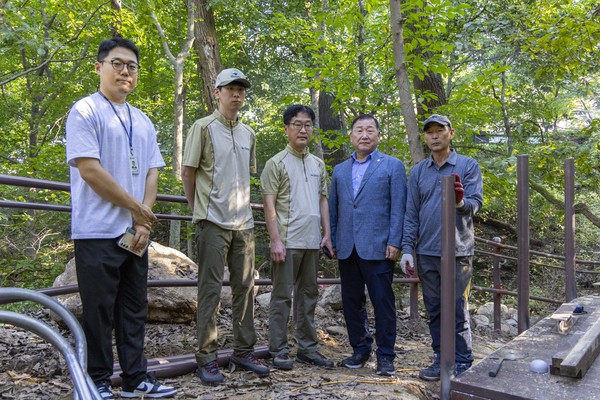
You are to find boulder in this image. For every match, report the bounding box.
[53,242,199,323]
[53,242,263,323]
[317,284,343,310]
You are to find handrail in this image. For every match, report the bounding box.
[0,287,102,400]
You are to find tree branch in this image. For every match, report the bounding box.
[530,180,600,229]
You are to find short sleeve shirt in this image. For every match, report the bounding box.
[66,92,165,239]
[261,144,328,249]
[182,110,257,230]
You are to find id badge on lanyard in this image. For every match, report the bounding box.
[130,151,140,175]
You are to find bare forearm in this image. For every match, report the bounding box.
[143,168,159,208]
[181,166,196,210]
[263,195,282,243]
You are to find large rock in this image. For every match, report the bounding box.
[317,284,343,310]
[53,242,198,323]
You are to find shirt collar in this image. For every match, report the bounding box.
[426,149,457,167]
[213,109,240,128]
[351,148,379,163]
[286,144,309,158]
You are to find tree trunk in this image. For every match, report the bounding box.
[188,0,222,252]
[110,0,121,37]
[389,0,425,165]
[413,68,447,115]
[147,0,195,250]
[319,91,347,166]
[310,87,324,160]
[194,0,222,113]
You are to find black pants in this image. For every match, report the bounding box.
[338,248,397,361]
[74,239,148,387]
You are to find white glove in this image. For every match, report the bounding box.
[400,253,415,275]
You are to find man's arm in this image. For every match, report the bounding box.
[328,171,339,257]
[401,166,420,255]
[457,160,483,215]
[319,195,333,253]
[181,165,197,210]
[131,167,159,251]
[263,194,286,263]
[76,157,156,230]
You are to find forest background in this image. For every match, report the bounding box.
[1,0,600,306]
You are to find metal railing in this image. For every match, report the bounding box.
[0,288,101,400]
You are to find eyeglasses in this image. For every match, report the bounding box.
[101,59,140,74]
[289,122,314,131]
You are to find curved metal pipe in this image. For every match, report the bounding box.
[0,288,88,371]
[0,288,98,400]
[0,311,101,400]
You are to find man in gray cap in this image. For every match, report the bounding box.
[182,68,269,385]
[399,114,483,381]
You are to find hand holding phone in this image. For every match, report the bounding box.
[117,227,150,257]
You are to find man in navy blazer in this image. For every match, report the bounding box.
[329,114,407,376]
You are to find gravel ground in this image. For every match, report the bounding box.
[0,304,509,400]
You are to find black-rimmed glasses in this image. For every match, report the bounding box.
[101,59,140,74]
[289,122,314,131]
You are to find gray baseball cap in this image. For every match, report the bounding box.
[214,68,251,89]
[423,114,452,131]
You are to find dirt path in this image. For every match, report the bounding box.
[0,308,509,399]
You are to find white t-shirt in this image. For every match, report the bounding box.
[66,92,165,239]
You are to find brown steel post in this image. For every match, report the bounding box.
[410,280,419,319]
[492,236,502,332]
[440,176,456,400]
[565,158,577,301]
[517,155,530,333]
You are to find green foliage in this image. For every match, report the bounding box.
[1,0,600,294]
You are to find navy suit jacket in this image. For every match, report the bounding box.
[329,150,407,260]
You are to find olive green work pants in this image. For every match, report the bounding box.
[194,220,257,366]
[268,248,320,357]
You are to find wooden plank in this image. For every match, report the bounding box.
[552,349,568,370]
[559,318,600,378]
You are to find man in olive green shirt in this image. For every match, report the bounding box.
[261,104,334,370]
[182,68,268,385]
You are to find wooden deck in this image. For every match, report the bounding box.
[451,295,600,400]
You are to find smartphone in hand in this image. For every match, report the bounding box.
[117,227,150,257]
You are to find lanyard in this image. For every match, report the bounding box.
[99,91,134,154]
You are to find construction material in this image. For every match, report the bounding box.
[551,319,600,378]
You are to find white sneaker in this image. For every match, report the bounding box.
[120,375,177,398]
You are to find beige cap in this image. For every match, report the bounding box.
[214,68,251,88]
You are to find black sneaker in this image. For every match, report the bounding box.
[121,374,177,398]
[296,351,335,368]
[455,362,472,377]
[231,352,270,377]
[273,353,294,370]
[197,360,225,386]
[419,354,441,381]
[340,352,370,369]
[376,358,396,376]
[96,382,115,400]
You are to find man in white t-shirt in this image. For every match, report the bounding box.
[66,38,176,399]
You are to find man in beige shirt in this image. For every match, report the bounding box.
[261,104,334,370]
[182,68,268,385]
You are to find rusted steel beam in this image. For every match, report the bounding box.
[517,155,530,333]
[110,346,270,386]
[564,158,577,302]
[492,237,502,332]
[440,176,456,400]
